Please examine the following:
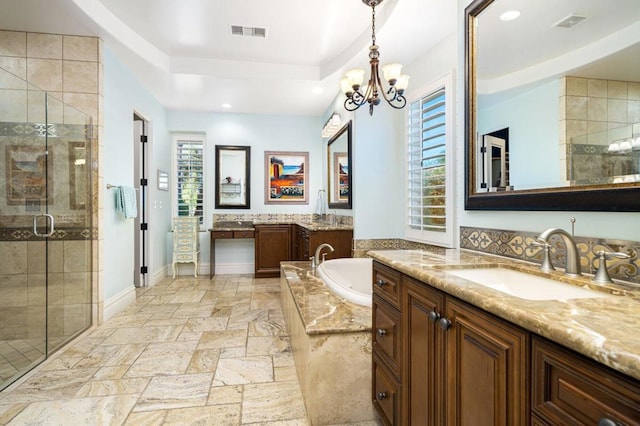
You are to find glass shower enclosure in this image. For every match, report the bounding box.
[0,66,94,390]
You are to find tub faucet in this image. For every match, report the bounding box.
[536,228,581,276]
[315,243,335,266]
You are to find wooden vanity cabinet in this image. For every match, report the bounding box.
[254,224,291,278]
[445,297,529,426]
[532,336,640,426]
[292,224,352,261]
[372,261,530,426]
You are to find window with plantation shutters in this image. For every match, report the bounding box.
[173,134,205,225]
[406,74,455,247]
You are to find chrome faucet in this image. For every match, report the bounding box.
[314,243,335,266]
[536,228,581,276]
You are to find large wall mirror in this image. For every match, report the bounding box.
[215,145,251,209]
[327,121,352,209]
[465,0,640,211]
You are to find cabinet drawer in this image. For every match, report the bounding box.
[373,294,401,377]
[211,231,233,239]
[233,230,254,239]
[532,336,640,426]
[373,261,401,307]
[373,355,400,426]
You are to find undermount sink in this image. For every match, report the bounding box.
[446,267,609,301]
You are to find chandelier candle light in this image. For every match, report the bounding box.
[341,0,409,116]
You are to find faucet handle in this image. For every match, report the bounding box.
[309,256,316,269]
[530,238,555,272]
[592,250,631,284]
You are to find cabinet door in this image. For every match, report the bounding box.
[373,294,402,378]
[532,336,640,426]
[445,298,529,426]
[254,225,291,278]
[405,278,446,426]
[307,229,352,260]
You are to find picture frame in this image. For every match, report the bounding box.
[264,151,309,204]
[215,145,251,209]
[6,145,52,206]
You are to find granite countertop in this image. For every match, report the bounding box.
[367,249,640,381]
[280,262,371,335]
[210,220,353,232]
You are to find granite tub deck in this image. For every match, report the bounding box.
[280,262,376,425]
[366,249,640,381]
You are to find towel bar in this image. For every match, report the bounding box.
[106,184,139,190]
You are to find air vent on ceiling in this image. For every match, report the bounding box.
[231,25,267,38]
[553,13,587,28]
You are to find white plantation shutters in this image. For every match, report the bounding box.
[174,135,204,224]
[406,74,455,247]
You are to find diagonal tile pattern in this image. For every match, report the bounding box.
[0,275,382,425]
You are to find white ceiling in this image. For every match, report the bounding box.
[0,0,457,116]
[1,0,636,115]
[476,0,640,88]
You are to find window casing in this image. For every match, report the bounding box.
[405,73,455,247]
[172,134,205,225]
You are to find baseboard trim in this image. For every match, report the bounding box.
[104,285,136,321]
[167,262,254,277]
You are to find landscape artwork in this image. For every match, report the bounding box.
[264,151,309,204]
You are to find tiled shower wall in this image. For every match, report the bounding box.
[460,226,640,285]
[0,30,102,334]
[560,76,640,181]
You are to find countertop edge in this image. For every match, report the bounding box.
[367,249,640,382]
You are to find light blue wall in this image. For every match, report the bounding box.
[166,111,322,269]
[478,79,560,189]
[457,0,640,241]
[103,47,171,299]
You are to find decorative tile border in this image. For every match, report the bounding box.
[212,213,353,226]
[353,238,446,258]
[0,227,96,241]
[461,226,640,285]
[0,122,91,138]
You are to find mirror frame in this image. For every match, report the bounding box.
[214,145,251,209]
[327,121,352,209]
[464,0,640,211]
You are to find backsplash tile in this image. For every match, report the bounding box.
[353,238,445,258]
[461,226,639,285]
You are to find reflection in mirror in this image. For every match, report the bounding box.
[68,142,87,209]
[215,145,251,209]
[327,121,352,209]
[465,0,640,210]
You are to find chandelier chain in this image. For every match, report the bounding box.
[371,3,376,46]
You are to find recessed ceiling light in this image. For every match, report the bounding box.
[221,103,232,109]
[312,87,324,95]
[500,10,521,21]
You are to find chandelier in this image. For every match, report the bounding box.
[340,0,409,116]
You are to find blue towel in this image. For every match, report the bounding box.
[115,186,137,219]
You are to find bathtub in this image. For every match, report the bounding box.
[316,257,373,307]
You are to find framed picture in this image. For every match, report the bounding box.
[215,145,251,209]
[6,145,52,205]
[264,151,309,204]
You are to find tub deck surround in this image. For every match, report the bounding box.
[280,262,371,334]
[280,262,376,424]
[367,249,640,381]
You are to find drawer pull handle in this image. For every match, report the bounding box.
[599,419,621,426]
[428,311,441,323]
[377,391,387,400]
[376,328,387,337]
[438,318,452,331]
[376,279,386,287]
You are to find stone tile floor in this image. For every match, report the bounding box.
[0,275,382,425]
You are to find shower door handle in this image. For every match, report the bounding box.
[33,214,55,237]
